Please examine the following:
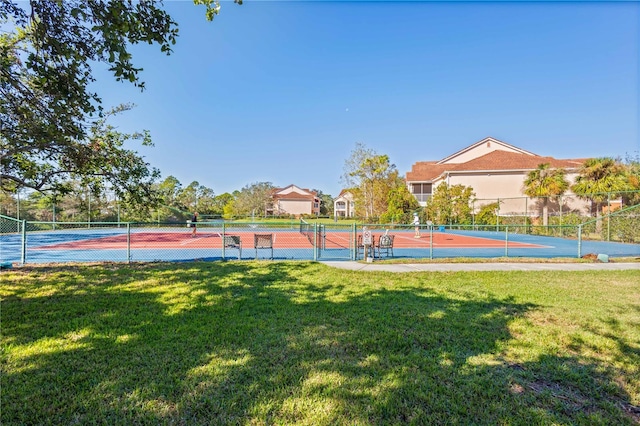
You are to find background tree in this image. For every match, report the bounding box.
[222,198,236,220]
[522,163,569,227]
[152,177,218,221]
[572,158,629,225]
[178,181,212,214]
[474,202,500,226]
[342,143,397,220]
[342,142,374,218]
[426,183,475,225]
[2,103,160,206]
[622,153,640,206]
[380,176,419,224]
[212,193,234,217]
[157,176,183,207]
[233,182,274,217]
[312,189,333,217]
[193,186,217,216]
[1,0,238,200]
[0,189,18,217]
[1,1,176,191]
[26,191,50,221]
[155,176,184,221]
[55,181,84,221]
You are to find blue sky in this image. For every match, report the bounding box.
[96,1,640,198]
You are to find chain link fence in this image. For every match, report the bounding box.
[2,209,639,265]
[354,203,640,260]
[1,217,356,265]
[471,190,640,226]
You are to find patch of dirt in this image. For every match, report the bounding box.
[581,253,616,263]
[581,253,599,261]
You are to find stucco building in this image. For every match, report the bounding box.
[333,190,356,218]
[405,137,588,216]
[269,185,320,216]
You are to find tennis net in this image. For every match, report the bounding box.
[299,219,314,244]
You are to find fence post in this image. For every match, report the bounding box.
[472,200,475,229]
[313,223,318,261]
[352,223,356,260]
[323,224,327,250]
[126,223,131,264]
[20,220,26,265]
[559,196,563,237]
[577,224,582,258]
[606,192,611,242]
[222,222,226,260]
[429,225,433,260]
[319,224,325,251]
[505,226,509,258]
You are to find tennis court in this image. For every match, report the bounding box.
[2,220,639,264]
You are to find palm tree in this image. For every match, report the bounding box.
[571,157,629,231]
[622,153,640,205]
[523,163,569,227]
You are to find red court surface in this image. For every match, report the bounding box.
[38,230,544,250]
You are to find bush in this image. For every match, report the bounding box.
[604,215,640,243]
[474,203,499,225]
[544,213,594,238]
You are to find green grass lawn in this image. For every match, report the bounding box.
[2,262,639,425]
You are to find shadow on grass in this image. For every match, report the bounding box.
[2,262,637,424]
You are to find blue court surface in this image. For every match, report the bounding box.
[1,227,638,264]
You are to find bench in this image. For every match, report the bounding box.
[375,234,394,258]
[356,234,376,259]
[254,234,273,260]
[223,235,242,260]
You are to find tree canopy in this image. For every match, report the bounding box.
[426,183,475,225]
[379,175,419,224]
[313,188,334,216]
[572,158,629,206]
[1,0,237,200]
[622,153,640,205]
[233,182,275,217]
[342,142,399,220]
[522,163,569,226]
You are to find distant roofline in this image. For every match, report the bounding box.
[407,150,584,182]
[436,136,538,165]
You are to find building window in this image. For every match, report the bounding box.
[411,183,432,203]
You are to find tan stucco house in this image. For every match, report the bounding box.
[268,184,320,216]
[405,137,588,215]
[333,189,356,218]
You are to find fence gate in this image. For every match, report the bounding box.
[314,223,355,260]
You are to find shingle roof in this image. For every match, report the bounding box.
[437,136,538,164]
[407,151,585,182]
[272,185,318,200]
[337,189,355,198]
[274,192,317,201]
